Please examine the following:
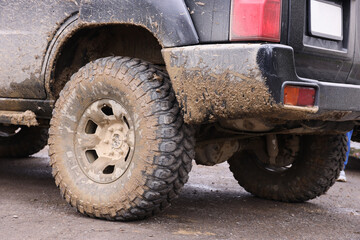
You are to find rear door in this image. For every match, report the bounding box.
[287,0,356,84]
[0,0,79,99]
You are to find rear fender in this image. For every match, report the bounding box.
[79,0,199,47]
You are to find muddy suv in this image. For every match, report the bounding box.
[1,0,360,220]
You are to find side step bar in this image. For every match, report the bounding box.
[0,110,38,127]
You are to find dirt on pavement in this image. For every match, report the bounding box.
[0,148,359,240]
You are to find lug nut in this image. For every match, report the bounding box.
[109,127,114,132]
[104,140,109,144]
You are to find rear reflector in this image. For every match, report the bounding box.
[284,86,316,107]
[230,0,282,42]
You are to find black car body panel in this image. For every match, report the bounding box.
[287,0,356,84]
[184,0,231,43]
[0,0,79,99]
[79,0,199,48]
[347,1,360,85]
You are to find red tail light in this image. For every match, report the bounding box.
[230,0,282,42]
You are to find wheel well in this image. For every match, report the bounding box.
[51,24,164,98]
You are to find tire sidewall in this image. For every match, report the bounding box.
[51,66,159,206]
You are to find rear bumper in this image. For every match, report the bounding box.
[162,44,360,124]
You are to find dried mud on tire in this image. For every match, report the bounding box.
[49,57,195,221]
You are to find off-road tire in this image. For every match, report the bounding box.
[228,134,347,202]
[49,57,195,221]
[0,126,48,158]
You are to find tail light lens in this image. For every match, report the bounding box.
[230,0,282,42]
[284,85,316,107]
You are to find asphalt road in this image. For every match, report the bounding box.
[0,148,359,240]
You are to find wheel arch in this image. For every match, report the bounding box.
[43,0,198,99]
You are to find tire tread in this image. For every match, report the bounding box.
[49,57,195,220]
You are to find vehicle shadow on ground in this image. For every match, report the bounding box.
[0,156,53,180]
[347,156,360,170]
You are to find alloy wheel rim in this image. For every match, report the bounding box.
[74,99,135,184]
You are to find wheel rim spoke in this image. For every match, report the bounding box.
[75,99,135,184]
[85,106,111,125]
[112,104,127,121]
[89,157,114,174]
[77,134,100,149]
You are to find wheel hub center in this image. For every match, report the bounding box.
[112,133,124,149]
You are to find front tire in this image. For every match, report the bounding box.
[228,134,347,202]
[49,57,195,220]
